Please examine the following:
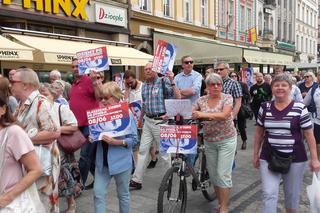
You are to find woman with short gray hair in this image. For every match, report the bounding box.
[253,73,320,213]
[192,73,237,213]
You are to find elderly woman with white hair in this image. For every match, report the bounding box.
[298,70,317,99]
[192,73,237,213]
[40,83,83,213]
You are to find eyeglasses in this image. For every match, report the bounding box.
[208,83,222,87]
[9,80,22,85]
[214,68,225,72]
[230,75,237,78]
[304,76,311,79]
[183,61,194,65]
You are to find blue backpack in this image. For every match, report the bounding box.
[308,83,319,114]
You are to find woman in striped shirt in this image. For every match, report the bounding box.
[253,74,320,213]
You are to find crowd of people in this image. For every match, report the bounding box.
[0,57,320,213]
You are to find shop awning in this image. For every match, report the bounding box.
[153,30,243,65]
[243,49,293,65]
[8,34,153,66]
[0,35,33,61]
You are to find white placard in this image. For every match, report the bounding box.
[164,99,192,118]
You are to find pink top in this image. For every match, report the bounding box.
[0,125,35,194]
[69,75,99,127]
[194,94,236,142]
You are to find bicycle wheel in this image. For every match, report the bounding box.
[199,154,216,201]
[157,166,187,213]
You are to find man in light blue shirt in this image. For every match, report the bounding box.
[174,55,202,104]
[174,55,202,167]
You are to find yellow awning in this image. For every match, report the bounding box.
[243,49,293,65]
[8,34,153,66]
[0,35,33,61]
[153,30,243,65]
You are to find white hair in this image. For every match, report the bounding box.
[49,69,61,79]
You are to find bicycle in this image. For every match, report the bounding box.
[157,118,216,213]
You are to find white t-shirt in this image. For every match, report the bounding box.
[128,82,143,103]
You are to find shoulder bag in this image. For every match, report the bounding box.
[267,142,293,174]
[57,105,86,154]
[262,102,294,174]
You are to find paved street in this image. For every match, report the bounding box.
[61,120,313,213]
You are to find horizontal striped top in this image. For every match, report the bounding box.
[257,101,312,162]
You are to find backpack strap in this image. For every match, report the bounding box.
[310,83,319,116]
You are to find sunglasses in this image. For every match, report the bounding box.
[230,75,237,77]
[304,76,311,78]
[96,76,102,80]
[183,61,194,65]
[10,80,22,85]
[214,68,225,72]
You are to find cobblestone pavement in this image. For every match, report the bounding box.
[60,120,313,213]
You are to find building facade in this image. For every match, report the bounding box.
[215,0,256,44]
[130,0,220,75]
[295,0,318,64]
[0,0,147,80]
[255,0,277,51]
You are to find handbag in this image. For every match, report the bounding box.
[239,104,253,119]
[267,143,293,174]
[34,145,52,176]
[57,105,86,154]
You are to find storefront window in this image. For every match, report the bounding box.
[54,27,76,36]
[27,23,53,33]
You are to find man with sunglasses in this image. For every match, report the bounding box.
[214,62,242,118]
[174,56,202,104]
[69,58,101,189]
[173,56,202,167]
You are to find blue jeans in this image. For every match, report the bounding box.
[94,167,131,213]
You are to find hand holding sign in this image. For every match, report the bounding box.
[152,40,176,76]
[76,46,109,75]
[87,102,131,141]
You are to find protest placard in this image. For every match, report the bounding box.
[160,125,198,154]
[87,102,131,141]
[76,46,109,75]
[152,40,176,75]
[129,100,142,126]
[164,99,192,118]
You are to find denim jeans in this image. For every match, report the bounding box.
[94,167,131,213]
[79,126,97,185]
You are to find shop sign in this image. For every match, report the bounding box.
[0,50,19,59]
[56,54,74,62]
[2,0,89,20]
[95,3,127,28]
[111,58,121,64]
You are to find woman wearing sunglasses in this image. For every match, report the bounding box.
[192,73,237,213]
[93,81,137,213]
